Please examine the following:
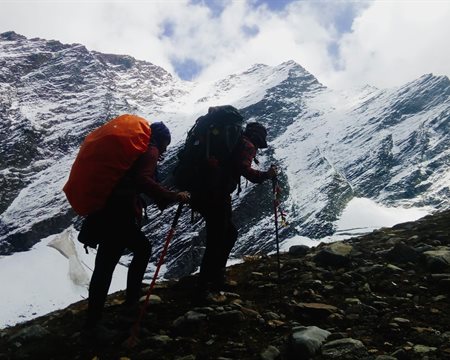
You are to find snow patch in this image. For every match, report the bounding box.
[0,228,129,328]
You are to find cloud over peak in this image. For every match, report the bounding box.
[1,0,449,89]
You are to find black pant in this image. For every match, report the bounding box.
[86,219,151,327]
[195,193,238,289]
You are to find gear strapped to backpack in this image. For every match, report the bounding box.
[173,105,244,193]
[64,114,151,250]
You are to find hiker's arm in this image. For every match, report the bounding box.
[135,146,178,203]
[239,142,273,183]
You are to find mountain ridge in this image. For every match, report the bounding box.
[0,32,449,280]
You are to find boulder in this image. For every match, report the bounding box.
[288,326,331,359]
[314,243,353,267]
[289,245,309,257]
[384,242,420,264]
[423,247,450,272]
[321,338,368,359]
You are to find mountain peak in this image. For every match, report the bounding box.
[0,31,26,41]
[409,73,450,88]
[279,59,302,68]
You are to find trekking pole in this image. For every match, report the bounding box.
[272,175,282,290]
[127,203,184,348]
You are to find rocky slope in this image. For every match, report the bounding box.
[1,209,449,360]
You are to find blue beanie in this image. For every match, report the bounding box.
[151,121,171,146]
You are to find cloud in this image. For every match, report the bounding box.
[1,0,449,89]
[330,1,450,89]
[156,0,343,82]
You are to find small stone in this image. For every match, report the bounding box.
[239,306,260,318]
[172,311,207,329]
[185,310,208,322]
[212,310,245,324]
[260,345,280,360]
[344,298,361,305]
[293,302,340,319]
[139,294,162,305]
[413,344,437,353]
[392,317,410,325]
[390,348,407,359]
[432,294,446,301]
[346,314,360,321]
[327,332,347,341]
[263,312,281,320]
[150,335,172,345]
[251,272,264,277]
[267,320,285,328]
[175,356,196,360]
[430,273,450,280]
[385,264,404,272]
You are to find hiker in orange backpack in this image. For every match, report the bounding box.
[69,119,189,335]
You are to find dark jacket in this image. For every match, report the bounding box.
[103,144,175,222]
[232,135,271,185]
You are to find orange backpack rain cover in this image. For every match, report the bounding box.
[63,114,151,216]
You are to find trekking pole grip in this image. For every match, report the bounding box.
[171,203,184,228]
[272,175,278,194]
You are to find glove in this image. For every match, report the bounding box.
[266,165,278,179]
[176,191,191,203]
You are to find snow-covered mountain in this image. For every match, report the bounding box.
[1,31,449,285]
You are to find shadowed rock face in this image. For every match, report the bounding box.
[1,32,450,280]
[0,209,449,359]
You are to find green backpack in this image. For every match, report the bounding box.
[173,105,244,192]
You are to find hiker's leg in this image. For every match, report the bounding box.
[199,198,231,288]
[221,218,238,268]
[214,201,238,287]
[126,229,152,304]
[86,240,124,327]
[199,214,225,286]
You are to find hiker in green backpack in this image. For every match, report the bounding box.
[191,120,277,295]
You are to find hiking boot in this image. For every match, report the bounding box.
[81,323,118,345]
[209,279,238,292]
[192,289,228,306]
[117,301,141,325]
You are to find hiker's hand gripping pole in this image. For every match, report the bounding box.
[128,203,184,347]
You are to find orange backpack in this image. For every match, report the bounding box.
[63,114,151,216]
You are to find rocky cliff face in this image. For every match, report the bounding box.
[0,31,190,254]
[0,32,449,279]
[0,209,449,359]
